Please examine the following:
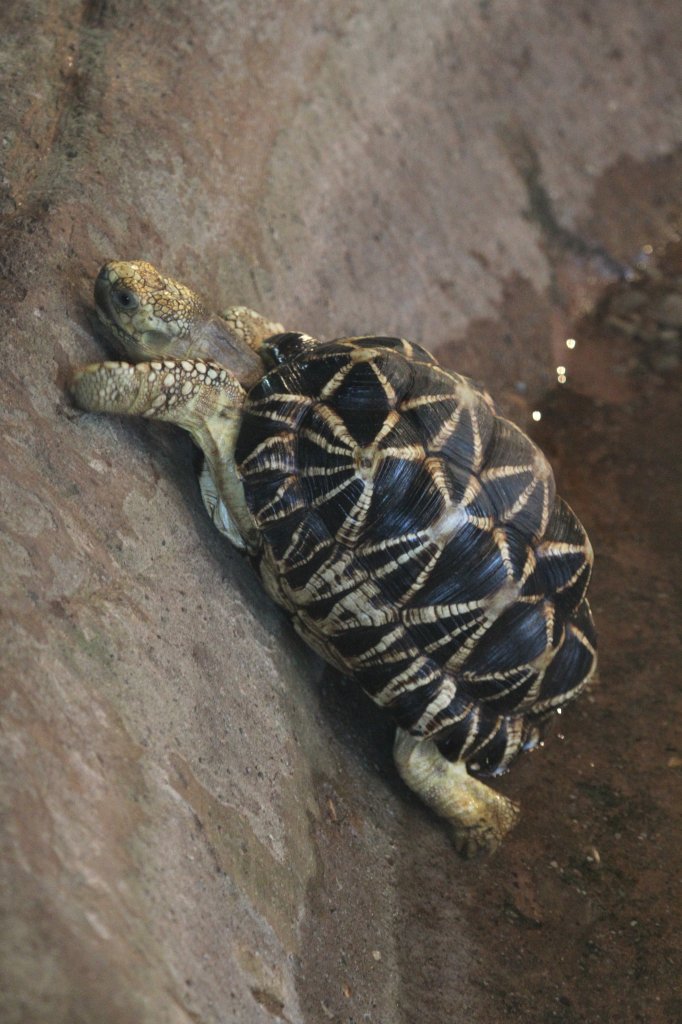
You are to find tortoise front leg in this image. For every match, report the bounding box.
[220,308,322,367]
[70,357,257,551]
[393,729,520,857]
[219,306,285,355]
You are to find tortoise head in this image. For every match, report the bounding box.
[94,260,263,385]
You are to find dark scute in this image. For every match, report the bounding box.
[262,508,309,562]
[403,397,459,450]
[238,388,308,474]
[244,379,269,404]
[483,416,538,473]
[236,409,285,465]
[334,405,393,447]
[254,476,303,527]
[374,404,424,451]
[246,366,291,402]
[386,679,447,730]
[331,349,413,408]
[415,522,509,605]
[405,607,485,665]
[407,361,460,399]
[347,335,435,363]
[467,732,510,775]
[462,666,536,712]
[299,462,356,508]
[523,497,592,612]
[431,699,481,760]
[434,702,526,776]
[433,723,469,762]
[480,417,557,539]
[482,467,535,522]
[463,600,551,675]
[571,597,597,648]
[301,591,355,623]
[465,718,519,776]
[332,623,395,660]
[555,565,592,620]
[296,404,351,465]
[437,458,488,513]
[263,333,316,365]
[369,346,415,391]
[538,618,596,703]
[286,557,328,593]
[503,477,553,539]
[280,349,352,399]
[357,535,437,605]
[500,524,533,578]
[281,516,334,586]
[314,475,366,539]
[544,496,589,546]
[525,548,590,613]
[439,403,496,473]
[240,435,298,483]
[368,458,446,542]
[248,394,311,431]
[352,652,426,695]
[330,361,391,410]
[243,471,290,515]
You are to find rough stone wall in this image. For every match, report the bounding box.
[1,2,681,1023]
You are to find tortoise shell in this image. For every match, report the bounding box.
[235,334,596,778]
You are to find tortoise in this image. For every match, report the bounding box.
[70,260,597,856]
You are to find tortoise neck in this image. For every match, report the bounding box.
[188,314,264,389]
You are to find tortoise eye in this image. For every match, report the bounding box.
[112,287,139,310]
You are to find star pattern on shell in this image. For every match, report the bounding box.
[236,336,596,778]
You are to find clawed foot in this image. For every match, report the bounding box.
[449,797,520,858]
[393,729,520,858]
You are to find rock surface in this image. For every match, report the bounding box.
[1,2,681,1022]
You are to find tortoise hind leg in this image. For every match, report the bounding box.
[393,729,520,857]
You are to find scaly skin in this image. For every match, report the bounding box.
[71,355,257,552]
[94,260,283,387]
[71,259,528,857]
[394,730,520,856]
